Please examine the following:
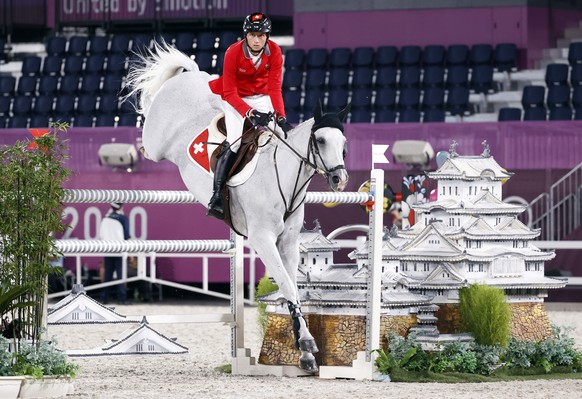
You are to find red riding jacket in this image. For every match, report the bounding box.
[209,39,286,118]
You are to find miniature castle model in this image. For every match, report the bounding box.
[259,141,566,367]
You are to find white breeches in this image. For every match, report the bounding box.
[223,94,274,153]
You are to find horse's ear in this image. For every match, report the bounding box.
[314,99,323,124]
[337,102,351,122]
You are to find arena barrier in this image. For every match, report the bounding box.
[59,169,384,379]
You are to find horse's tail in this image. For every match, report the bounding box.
[124,40,199,117]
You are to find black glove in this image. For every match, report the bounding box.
[277,116,294,134]
[248,109,272,127]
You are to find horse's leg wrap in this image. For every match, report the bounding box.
[287,302,319,353]
[299,352,318,374]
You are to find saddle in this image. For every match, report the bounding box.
[210,116,270,235]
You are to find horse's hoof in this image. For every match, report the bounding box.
[299,338,319,354]
[299,352,318,374]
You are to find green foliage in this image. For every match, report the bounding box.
[459,283,511,346]
[471,343,502,375]
[374,348,398,375]
[0,337,14,376]
[13,338,79,379]
[255,275,279,337]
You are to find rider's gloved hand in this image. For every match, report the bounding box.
[247,109,272,127]
[277,115,293,134]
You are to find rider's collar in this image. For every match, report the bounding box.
[243,41,271,58]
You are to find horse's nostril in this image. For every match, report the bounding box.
[332,176,340,184]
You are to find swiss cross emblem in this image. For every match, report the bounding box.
[252,14,263,21]
[187,128,211,173]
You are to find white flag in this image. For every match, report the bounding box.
[372,144,390,167]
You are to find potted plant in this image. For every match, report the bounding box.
[0,122,78,398]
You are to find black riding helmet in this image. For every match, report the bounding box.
[243,12,272,36]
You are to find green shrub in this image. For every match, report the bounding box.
[0,337,14,376]
[459,283,511,346]
[255,275,278,337]
[471,343,502,375]
[13,338,79,379]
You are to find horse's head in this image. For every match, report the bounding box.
[309,101,350,192]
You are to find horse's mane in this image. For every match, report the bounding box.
[124,40,199,117]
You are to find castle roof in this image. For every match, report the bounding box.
[415,191,526,215]
[299,227,340,252]
[426,155,512,181]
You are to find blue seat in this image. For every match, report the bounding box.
[8,116,28,128]
[570,64,582,86]
[306,48,328,69]
[17,76,37,95]
[89,35,109,54]
[547,85,571,109]
[21,56,42,76]
[0,115,6,128]
[80,75,101,94]
[469,44,493,66]
[549,107,572,121]
[303,89,325,115]
[29,115,49,128]
[446,65,469,88]
[470,65,496,93]
[376,46,398,68]
[98,94,119,114]
[102,75,123,94]
[305,69,326,90]
[398,66,421,88]
[498,107,522,121]
[328,68,349,89]
[422,45,445,66]
[196,32,216,51]
[110,34,130,54]
[194,51,213,72]
[521,85,546,109]
[74,114,94,127]
[46,36,66,56]
[63,55,84,76]
[399,109,421,123]
[374,109,396,123]
[326,88,349,112]
[329,47,351,69]
[375,66,397,88]
[175,32,195,55]
[54,95,75,115]
[214,51,225,75]
[546,63,569,86]
[446,87,471,115]
[106,54,127,75]
[218,31,239,51]
[95,114,116,126]
[42,56,63,76]
[285,109,300,124]
[284,49,306,70]
[422,87,445,110]
[59,75,80,94]
[398,87,421,110]
[423,108,446,122]
[76,94,98,114]
[399,45,422,67]
[352,47,375,68]
[154,33,174,47]
[12,96,33,116]
[38,75,58,95]
[0,96,10,115]
[374,87,397,109]
[283,90,302,111]
[118,113,138,126]
[523,107,547,121]
[422,66,445,88]
[494,43,518,72]
[572,86,582,109]
[282,69,303,90]
[85,54,105,75]
[52,114,72,125]
[0,76,16,95]
[351,87,373,110]
[352,67,374,88]
[569,42,582,66]
[446,44,469,66]
[68,36,88,55]
[575,108,582,120]
[32,96,54,116]
[131,34,151,53]
[350,109,372,123]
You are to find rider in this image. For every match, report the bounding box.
[207,11,293,220]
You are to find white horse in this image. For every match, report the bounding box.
[125,43,350,373]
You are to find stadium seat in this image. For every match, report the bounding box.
[21,56,42,76]
[214,51,225,74]
[421,87,445,110]
[102,75,123,94]
[521,85,546,109]
[16,76,37,95]
[374,109,397,123]
[218,31,239,51]
[523,107,547,121]
[63,55,84,76]
[329,47,351,69]
[85,54,105,75]
[74,115,94,127]
[175,32,195,55]
[110,34,130,54]
[399,66,421,88]
[399,109,421,123]
[570,64,582,86]
[131,34,151,52]
[8,116,28,128]
[351,87,373,111]
[399,45,422,67]
[305,69,326,91]
[0,76,16,95]
[29,115,49,128]
[283,90,302,112]
[498,107,522,121]
[196,32,216,51]
[0,115,6,128]
[105,54,127,75]
[118,113,138,126]
[80,75,101,94]
[569,42,582,66]
[423,108,446,122]
[545,63,569,87]
[470,65,496,93]
[326,88,349,112]
[282,69,303,90]
[352,47,375,68]
[41,56,63,76]
[46,36,66,56]
[194,51,213,72]
[469,44,493,66]
[284,49,306,70]
[446,65,469,88]
[374,87,397,110]
[12,96,33,116]
[285,109,300,124]
[575,108,582,120]
[95,114,116,127]
[59,75,80,94]
[303,89,325,116]
[352,66,374,88]
[76,94,98,114]
[350,109,372,123]
[446,44,469,66]
[549,107,572,121]
[446,87,471,115]
[154,32,174,47]
[327,68,349,89]
[422,66,445,88]
[398,87,421,110]
[306,48,328,69]
[89,35,109,54]
[422,45,445,67]
[38,75,58,95]
[54,95,75,116]
[98,94,119,115]
[376,46,398,67]
[547,85,571,109]
[0,96,10,116]
[68,36,88,55]
[375,66,397,88]
[32,96,54,116]
[572,86,582,109]
[494,43,517,72]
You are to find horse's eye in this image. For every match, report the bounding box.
[316,137,325,145]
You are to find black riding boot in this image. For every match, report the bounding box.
[207,145,237,220]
